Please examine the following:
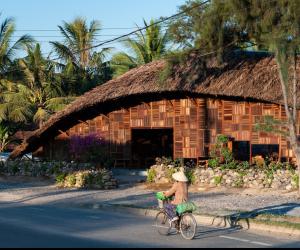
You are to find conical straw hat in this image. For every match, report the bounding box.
[172,171,188,182]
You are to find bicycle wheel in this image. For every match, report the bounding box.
[155,211,171,236]
[180,213,197,240]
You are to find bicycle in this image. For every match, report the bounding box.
[154,193,197,240]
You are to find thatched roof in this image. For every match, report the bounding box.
[10,51,300,159]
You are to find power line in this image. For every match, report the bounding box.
[14,25,172,32]
[49,0,210,61]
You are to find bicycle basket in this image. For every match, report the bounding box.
[156,192,166,201]
[176,202,197,215]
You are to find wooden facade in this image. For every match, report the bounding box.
[44,97,299,167]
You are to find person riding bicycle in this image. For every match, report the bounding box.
[163,169,188,223]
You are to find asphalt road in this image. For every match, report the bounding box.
[0,203,299,248]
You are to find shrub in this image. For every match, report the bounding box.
[166,167,178,181]
[93,173,104,188]
[208,158,219,168]
[0,161,4,174]
[11,163,20,175]
[173,158,184,168]
[50,163,63,176]
[65,174,77,187]
[220,160,238,170]
[56,173,66,184]
[234,178,244,188]
[238,161,251,170]
[69,133,113,166]
[292,175,299,189]
[214,176,223,185]
[186,170,196,185]
[147,168,156,183]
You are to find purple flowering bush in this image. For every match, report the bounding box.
[69,133,113,167]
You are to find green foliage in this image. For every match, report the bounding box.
[0,123,13,152]
[50,17,112,95]
[292,175,299,188]
[49,163,63,176]
[0,161,5,174]
[0,44,74,127]
[166,168,178,181]
[238,161,251,170]
[55,173,66,184]
[220,160,238,170]
[0,14,33,75]
[217,134,229,144]
[234,174,244,188]
[173,158,184,168]
[11,163,19,175]
[208,158,220,169]
[93,173,104,187]
[111,19,171,78]
[254,116,288,138]
[209,134,237,170]
[147,168,156,183]
[214,175,223,185]
[65,174,77,186]
[186,170,196,185]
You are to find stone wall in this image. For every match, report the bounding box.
[148,164,299,191]
[0,161,118,190]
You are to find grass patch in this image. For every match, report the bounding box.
[252,218,300,230]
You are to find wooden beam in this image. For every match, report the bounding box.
[58,130,70,137]
[167,100,174,108]
[78,120,89,125]
[142,102,151,108]
[186,96,198,106]
[101,113,110,119]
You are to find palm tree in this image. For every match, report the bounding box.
[0,14,33,77]
[0,44,75,128]
[50,17,112,95]
[111,19,170,77]
[0,123,12,152]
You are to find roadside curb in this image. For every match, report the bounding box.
[77,203,300,238]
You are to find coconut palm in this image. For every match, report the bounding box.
[50,17,112,94]
[0,14,33,76]
[0,44,75,128]
[0,123,12,152]
[111,19,170,77]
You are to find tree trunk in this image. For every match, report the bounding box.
[276,50,300,197]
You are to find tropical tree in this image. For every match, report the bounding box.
[0,44,75,128]
[0,123,12,152]
[111,19,171,77]
[0,14,33,77]
[169,0,250,63]
[50,17,112,95]
[231,0,300,196]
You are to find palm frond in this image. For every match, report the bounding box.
[45,96,76,112]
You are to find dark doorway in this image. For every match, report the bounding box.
[251,144,279,159]
[131,129,173,168]
[233,141,250,161]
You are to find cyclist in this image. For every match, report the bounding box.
[162,169,188,223]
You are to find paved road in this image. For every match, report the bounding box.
[0,204,299,248]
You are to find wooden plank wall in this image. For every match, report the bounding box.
[56,98,297,165]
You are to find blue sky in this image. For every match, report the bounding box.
[1,0,186,57]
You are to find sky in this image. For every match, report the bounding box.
[1,0,187,58]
